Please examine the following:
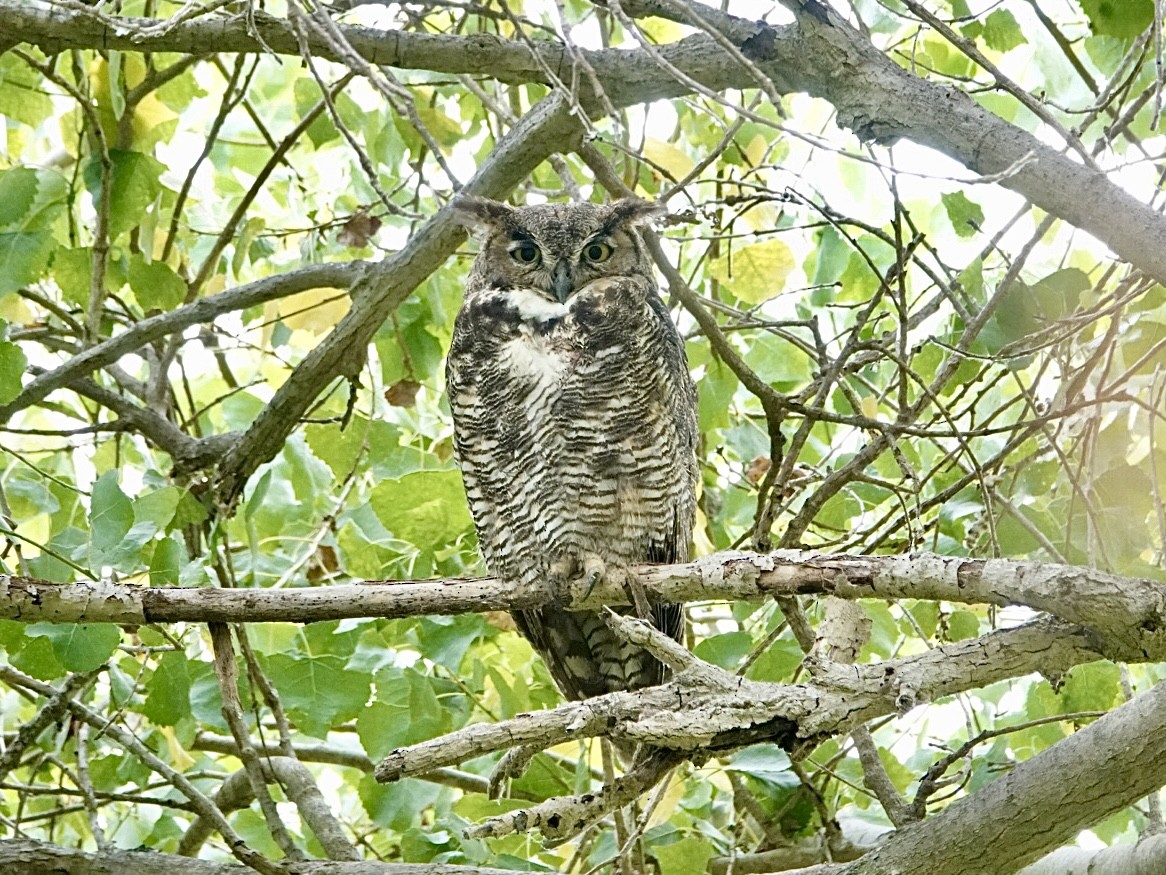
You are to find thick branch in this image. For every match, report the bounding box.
[0,837,523,875]
[3,552,1162,660]
[207,93,583,508]
[375,617,1108,782]
[835,676,1166,875]
[6,2,1166,286]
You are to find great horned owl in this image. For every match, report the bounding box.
[447,196,699,701]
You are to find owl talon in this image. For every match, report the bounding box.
[546,556,577,603]
[581,554,606,595]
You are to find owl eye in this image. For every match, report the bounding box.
[509,241,541,265]
[583,241,613,263]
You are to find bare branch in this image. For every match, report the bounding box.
[375,617,1110,783]
[0,262,366,423]
[5,2,1166,287]
[832,676,1166,875]
[0,836,527,875]
[2,552,1161,661]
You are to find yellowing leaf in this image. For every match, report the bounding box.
[643,137,693,182]
[640,15,687,43]
[741,202,779,232]
[693,504,715,557]
[647,770,685,827]
[861,396,879,419]
[130,92,178,148]
[162,727,195,769]
[744,132,768,166]
[417,104,462,148]
[707,238,795,304]
[263,287,350,338]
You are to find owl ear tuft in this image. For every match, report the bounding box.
[606,198,667,230]
[451,196,515,231]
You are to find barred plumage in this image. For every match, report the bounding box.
[447,197,698,700]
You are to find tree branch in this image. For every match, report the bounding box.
[832,675,1166,875]
[207,92,583,509]
[0,836,526,875]
[3,551,1162,660]
[7,1,1166,286]
[0,250,366,423]
[372,615,1109,785]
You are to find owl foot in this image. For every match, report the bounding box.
[577,553,652,620]
[546,556,578,605]
[548,554,615,603]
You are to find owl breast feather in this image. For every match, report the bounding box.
[448,276,696,579]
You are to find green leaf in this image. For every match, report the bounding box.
[1079,0,1153,40]
[359,774,441,831]
[1060,662,1120,713]
[747,334,812,386]
[265,653,370,738]
[0,56,53,126]
[982,9,1025,52]
[10,634,65,680]
[416,104,463,148]
[53,247,94,308]
[25,622,120,672]
[83,150,164,239]
[400,826,454,863]
[708,239,795,304]
[693,631,753,669]
[141,651,192,725]
[134,486,182,530]
[337,517,396,579]
[417,614,485,670]
[188,662,227,731]
[0,168,39,227]
[305,418,371,478]
[172,490,209,529]
[129,254,186,312]
[0,619,25,653]
[726,744,793,782]
[696,357,738,432]
[810,224,850,285]
[0,340,27,405]
[650,835,715,875]
[369,470,472,552]
[357,669,448,757]
[89,472,134,562]
[148,537,183,586]
[1031,267,1090,320]
[0,167,66,231]
[232,217,266,275]
[947,610,980,641]
[0,231,55,297]
[941,191,984,237]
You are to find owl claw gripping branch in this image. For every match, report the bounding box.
[447,196,699,705]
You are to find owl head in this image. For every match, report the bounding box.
[452,197,664,303]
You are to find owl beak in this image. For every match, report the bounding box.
[551,259,574,303]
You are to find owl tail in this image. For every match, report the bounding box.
[514,606,675,701]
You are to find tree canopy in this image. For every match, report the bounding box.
[1,1,1165,873]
